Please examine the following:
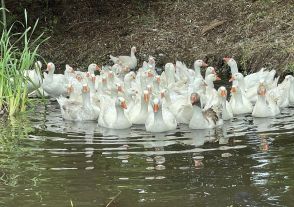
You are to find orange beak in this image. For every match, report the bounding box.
[231,87,237,93]
[202,62,208,67]
[121,101,127,109]
[82,86,89,93]
[95,65,100,71]
[153,103,159,112]
[144,93,149,103]
[117,86,123,92]
[46,64,51,71]
[212,69,217,74]
[220,90,227,97]
[259,89,266,96]
[191,96,196,102]
[216,76,221,81]
[229,76,234,82]
[67,86,73,94]
[147,72,154,78]
[223,57,231,63]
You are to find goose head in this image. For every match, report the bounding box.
[223,57,237,68]
[116,97,127,110]
[148,56,155,65]
[66,84,74,94]
[230,85,240,95]
[205,74,221,87]
[90,74,96,83]
[46,62,55,74]
[223,57,238,74]
[218,86,227,98]
[284,75,294,83]
[131,46,136,54]
[229,72,244,82]
[65,64,75,74]
[152,98,161,113]
[147,84,152,94]
[165,63,176,73]
[35,61,42,70]
[257,81,267,96]
[124,71,136,82]
[88,63,100,74]
[82,84,90,93]
[155,75,160,84]
[108,71,114,79]
[190,93,201,108]
[145,69,154,78]
[76,74,83,82]
[160,88,168,98]
[194,60,208,68]
[116,83,124,93]
[205,66,217,77]
[143,90,150,103]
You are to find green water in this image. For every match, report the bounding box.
[0,101,293,207]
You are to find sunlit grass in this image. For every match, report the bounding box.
[0,6,48,116]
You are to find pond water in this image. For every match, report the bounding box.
[0,99,294,207]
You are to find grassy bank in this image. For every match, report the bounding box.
[5,0,291,75]
[0,6,46,116]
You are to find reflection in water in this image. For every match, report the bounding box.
[0,101,293,206]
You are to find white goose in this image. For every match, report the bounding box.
[25,61,43,94]
[204,73,221,108]
[57,84,99,121]
[193,59,208,79]
[42,62,68,98]
[229,84,253,115]
[217,87,233,120]
[252,81,280,117]
[224,57,273,89]
[287,75,294,105]
[98,97,132,129]
[110,46,137,70]
[189,93,223,129]
[160,89,192,124]
[145,98,177,132]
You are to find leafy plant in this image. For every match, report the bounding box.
[0,5,48,116]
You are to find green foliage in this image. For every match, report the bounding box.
[0,7,48,116]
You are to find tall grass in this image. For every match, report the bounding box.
[0,6,48,116]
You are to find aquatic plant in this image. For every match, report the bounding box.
[0,5,47,116]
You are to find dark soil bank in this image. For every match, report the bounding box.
[5,0,294,74]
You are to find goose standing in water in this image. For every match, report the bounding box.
[217,87,233,120]
[57,84,99,121]
[252,81,280,117]
[42,62,68,98]
[145,98,177,132]
[229,84,253,115]
[189,93,223,129]
[98,97,132,129]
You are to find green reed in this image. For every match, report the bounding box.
[0,7,48,116]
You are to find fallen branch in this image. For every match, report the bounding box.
[106,190,122,207]
[201,20,226,35]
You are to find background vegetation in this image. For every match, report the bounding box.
[2,0,294,73]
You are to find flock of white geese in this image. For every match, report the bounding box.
[26,46,294,132]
